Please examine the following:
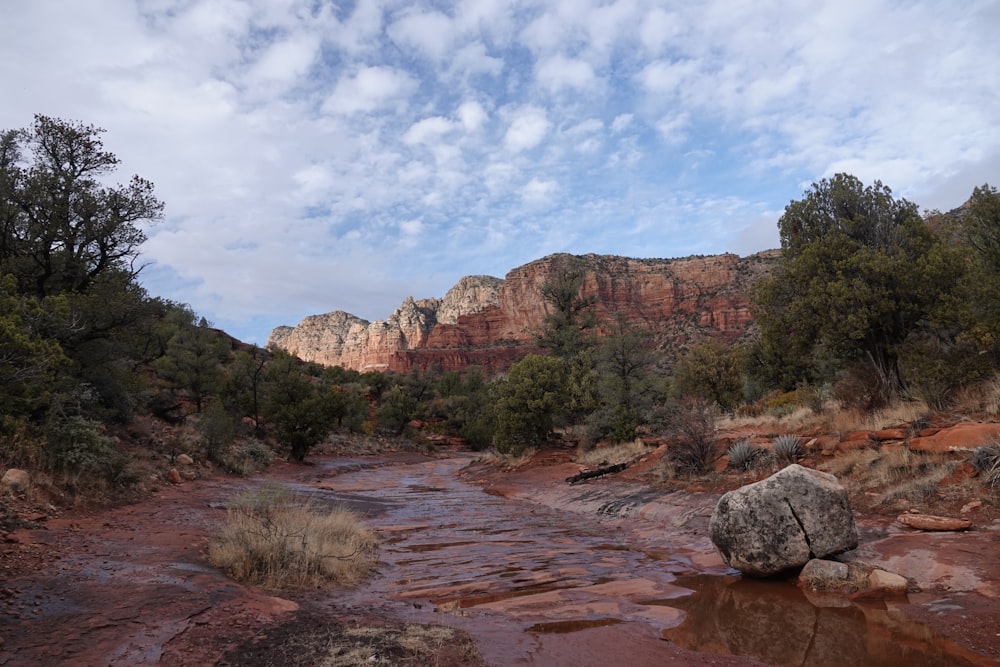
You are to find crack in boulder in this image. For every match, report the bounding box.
[784,498,815,559]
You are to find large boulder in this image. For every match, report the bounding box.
[710,464,858,577]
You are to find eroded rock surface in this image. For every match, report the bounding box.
[710,464,858,577]
[269,251,777,373]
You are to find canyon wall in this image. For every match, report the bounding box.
[267,251,778,374]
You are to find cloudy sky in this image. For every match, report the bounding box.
[2,1,998,344]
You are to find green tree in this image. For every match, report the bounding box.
[537,255,597,359]
[589,316,659,442]
[375,384,418,434]
[0,274,68,423]
[754,174,959,403]
[0,115,163,298]
[263,351,338,461]
[155,317,230,413]
[675,339,746,410]
[492,354,567,455]
[961,184,1000,351]
[222,346,269,435]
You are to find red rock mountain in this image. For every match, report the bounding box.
[267,251,779,374]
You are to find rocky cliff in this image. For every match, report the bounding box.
[268,251,779,374]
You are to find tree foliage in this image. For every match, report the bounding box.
[492,354,567,455]
[0,115,163,298]
[537,255,597,359]
[589,316,660,442]
[263,351,340,462]
[754,174,960,403]
[675,338,746,410]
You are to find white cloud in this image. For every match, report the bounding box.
[503,105,551,152]
[521,177,558,204]
[322,66,418,115]
[457,100,488,132]
[537,55,596,92]
[387,10,456,62]
[403,116,456,145]
[247,33,320,89]
[655,112,690,145]
[2,0,996,345]
[610,113,633,133]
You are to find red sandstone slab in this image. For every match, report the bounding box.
[896,513,972,531]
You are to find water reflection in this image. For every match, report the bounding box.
[660,575,985,667]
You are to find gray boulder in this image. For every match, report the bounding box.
[710,464,857,577]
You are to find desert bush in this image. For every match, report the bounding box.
[208,484,378,590]
[772,434,803,464]
[727,438,764,471]
[658,397,719,474]
[971,443,1000,487]
[832,364,888,412]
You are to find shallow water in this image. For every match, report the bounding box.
[307,455,986,666]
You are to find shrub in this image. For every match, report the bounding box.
[659,397,719,474]
[727,438,764,471]
[772,434,803,464]
[971,443,1000,487]
[208,484,378,590]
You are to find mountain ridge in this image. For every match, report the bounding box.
[268,250,780,374]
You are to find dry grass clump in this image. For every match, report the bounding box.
[719,406,826,434]
[577,440,654,468]
[321,625,481,667]
[952,374,1000,418]
[819,447,958,510]
[828,400,929,435]
[208,483,378,590]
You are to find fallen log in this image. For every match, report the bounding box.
[565,462,629,485]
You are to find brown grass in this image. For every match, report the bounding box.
[208,483,378,590]
[576,440,655,468]
[952,374,1000,418]
[819,447,958,511]
[720,399,931,437]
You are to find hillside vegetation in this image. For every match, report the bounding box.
[2,116,1000,509]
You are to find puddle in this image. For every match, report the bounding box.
[527,618,623,634]
[662,574,984,667]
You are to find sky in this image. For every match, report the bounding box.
[2,1,998,345]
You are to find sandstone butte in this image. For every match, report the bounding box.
[267,251,779,374]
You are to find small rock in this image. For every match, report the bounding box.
[1,469,30,494]
[896,513,971,531]
[166,468,183,485]
[961,500,983,514]
[176,454,194,466]
[868,569,908,595]
[799,559,850,591]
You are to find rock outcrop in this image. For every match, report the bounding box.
[269,251,778,374]
[709,464,858,577]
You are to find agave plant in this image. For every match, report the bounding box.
[727,438,764,471]
[772,434,803,464]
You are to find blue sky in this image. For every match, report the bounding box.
[2,1,998,345]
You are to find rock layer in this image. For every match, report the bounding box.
[269,251,777,373]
